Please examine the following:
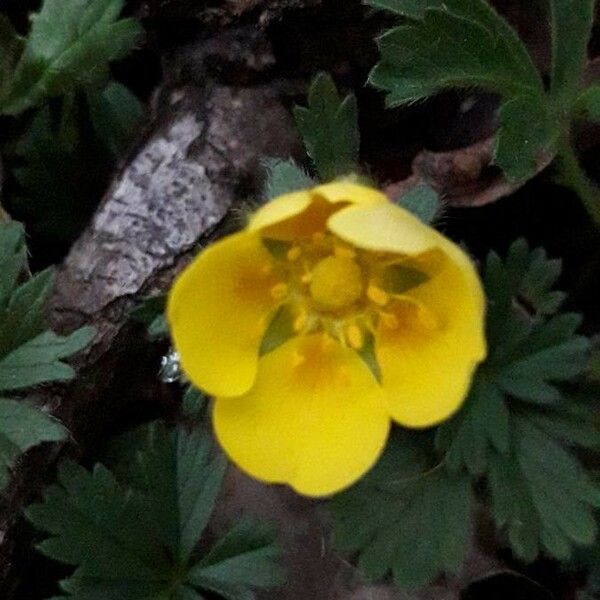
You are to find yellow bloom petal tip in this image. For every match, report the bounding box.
[168,182,486,496]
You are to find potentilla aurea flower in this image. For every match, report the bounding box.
[168,182,486,496]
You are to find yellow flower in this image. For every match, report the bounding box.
[168,182,486,497]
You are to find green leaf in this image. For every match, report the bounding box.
[27,460,173,593]
[396,183,440,224]
[86,81,143,157]
[575,85,600,122]
[121,422,228,563]
[549,0,595,107]
[0,15,24,96]
[262,158,315,200]
[439,240,593,476]
[369,2,556,182]
[436,373,509,476]
[182,386,207,418]
[0,0,142,115]
[0,222,95,391]
[0,397,67,489]
[294,72,360,181]
[494,94,557,181]
[365,0,429,16]
[488,415,600,562]
[12,100,115,240]
[187,518,285,599]
[0,268,55,357]
[0,327,95,391]
[370,6,542,106]
[0,222,27,307]
[330,432,472,589]
[130,295,167,326]
[28,424,283,598]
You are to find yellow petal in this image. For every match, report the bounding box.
[249,182,388,240]
[377,243,486,428]
[213,334,390,497]
[328,201,440,255]
[249,190,313,232]
[167,231,280,397]
[312,181,389,206]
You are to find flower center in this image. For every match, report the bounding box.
[309,256,363,311]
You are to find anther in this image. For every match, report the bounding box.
[293,310,308,332]
[270,282,289,300]
[367,284,389,307]
[346,324,364,350]
[287,246,302,261]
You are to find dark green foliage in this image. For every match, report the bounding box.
[262,158,315,200]
[396,183,440,224]
[0,0,142,115]
[131,295,169,340]
[436,239,600,562]
[0,397,66,489]
[27,423,284,599]
[489,415,600,562]
[86,81,144,158]
[0,223,93,490]
[331,432,472,590]
[12,90,141,241]
[549,0,595,106]
[0,15,24,94]
[367,0,594,186]
[294,73,360,181]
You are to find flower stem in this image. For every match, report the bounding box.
[555,135,600,229]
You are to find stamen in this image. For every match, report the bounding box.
[287,246,302,261]
[367,284,389,307]
[270,282,289,300]
[346,324,364,349]
[293,310,308,332]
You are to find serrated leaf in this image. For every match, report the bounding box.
[396,183,439,224]
[86,81,143,158]
[261,158,315,200]
[294,73,360,181]
[27,460,172,581]
[0,268,55,357]
[549,0,595,107]
[436,373,509,476]
[0,0,142,115]
[182,386,207,418]
[494,94,557,182]
[29,424,283,598]
[489,415,600,562]
[0,327,95,391]
[187,518,285,599]
[330,432,471,589]
[122,422,227,563]
[0,397,67,489]
[12,100,115,240]
[576,85,600,124]
[0,222,27,307]
[370,6,543,107]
